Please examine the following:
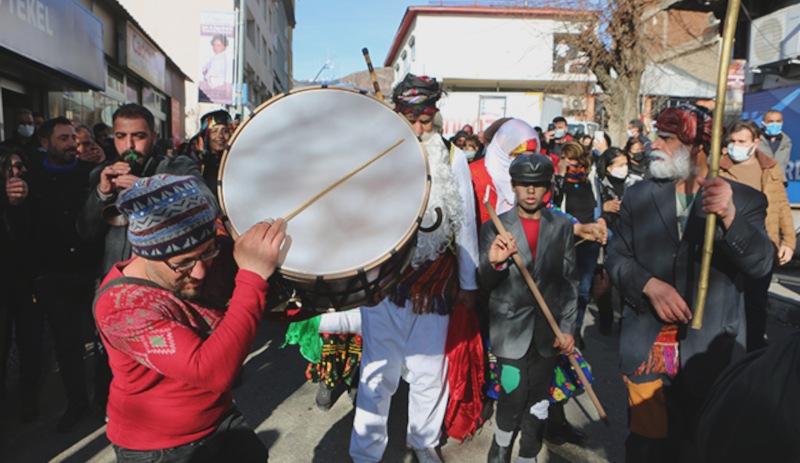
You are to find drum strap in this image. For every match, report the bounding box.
[389,250,458,315]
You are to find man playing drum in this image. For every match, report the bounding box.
[349,74,479,463]
[93,174,286,462]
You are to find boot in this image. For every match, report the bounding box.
[315,382,334,411]
[487,438,513,463]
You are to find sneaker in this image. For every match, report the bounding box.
[57,402,89,433]
[315,383,333,411]
[413,447,443,463]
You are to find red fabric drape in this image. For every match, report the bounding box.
[443,304,485,441]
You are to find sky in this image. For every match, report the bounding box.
[293,0,431,82]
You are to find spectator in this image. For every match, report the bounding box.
[627,119,652,155]
[759,109,792,181]
[78,103,216,277]
[719,119,795,351]
[542,116,573,157]
[0,148,42,422]
[8,117,105,432]
[624,136,649,185]
[554,141,605,353]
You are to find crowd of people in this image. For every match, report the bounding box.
[0,72,797,463]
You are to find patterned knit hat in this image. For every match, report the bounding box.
[117,175,216,259]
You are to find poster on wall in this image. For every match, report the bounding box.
[199,11,236,104]
[553,34,588,74]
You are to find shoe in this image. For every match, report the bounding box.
[57,402,89,433]
[413,447,443,463]
[487,438,512,463]
[544,421,587,446]
[315,382,333,411]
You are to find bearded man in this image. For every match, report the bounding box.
[605,105,774,462]
[349,74,479,463]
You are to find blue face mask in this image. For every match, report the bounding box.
[553,129,568,139]
[764,123,782,137]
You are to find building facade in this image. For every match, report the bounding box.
[0,0,189,145]
[117,0,295,136]
[384,5,597,136]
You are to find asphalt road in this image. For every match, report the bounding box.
[0,305,629,463]
[4,295,799,463]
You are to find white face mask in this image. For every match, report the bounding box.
[17,124,34,138]
[609,165,628,179]
[463,149,477,161]
[727,143,754,163]
[553,128,567,139]
[627,129,637,138]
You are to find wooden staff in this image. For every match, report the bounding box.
[485,201,609,425]
[692,0,742,330]
[362,48,383,100]
[284,139,404,222]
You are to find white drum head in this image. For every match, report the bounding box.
[219,86,429,278]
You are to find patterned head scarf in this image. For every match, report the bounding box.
[392,74,442,116]
[656,104,713,147]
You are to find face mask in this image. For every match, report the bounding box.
[609,165,628,179]
[463,149,477,161]
[627,129,637,138]
[630,151,646,163]
[727,143,755,163]
[764,123,782,137]
[17,124,34,138]
[553,129,567,139]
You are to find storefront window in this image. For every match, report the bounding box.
[126,80,140,104]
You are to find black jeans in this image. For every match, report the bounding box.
[495,342,557,459]
[113,409,268,463]
[35,274,95,408]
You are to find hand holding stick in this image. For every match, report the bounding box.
[485,200,609,425]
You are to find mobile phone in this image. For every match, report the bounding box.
[594,130,605,140]
[548,123,555,131]
[6,166,14,179]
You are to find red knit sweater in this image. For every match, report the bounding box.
[94,260,268,450]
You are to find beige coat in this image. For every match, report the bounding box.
[720,150,796,253]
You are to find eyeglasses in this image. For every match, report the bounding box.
[165,246,220,274]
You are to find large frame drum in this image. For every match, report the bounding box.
[218,86,430,310]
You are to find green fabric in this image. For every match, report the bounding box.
[500,364,521,393]
[281,317,322,363]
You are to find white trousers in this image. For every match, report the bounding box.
[318,309,362,334]
[349,299,450,463]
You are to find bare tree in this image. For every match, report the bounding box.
[575,0,649,145]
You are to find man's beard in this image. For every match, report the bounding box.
[649,146,694,180]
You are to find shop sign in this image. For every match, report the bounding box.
[126,22,166,91]
[0,0,104,89]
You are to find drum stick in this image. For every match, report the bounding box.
[284,138,405,222]
[485,201,610,426]
[362,48,383,100]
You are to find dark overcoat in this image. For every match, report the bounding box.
[606,177,774,397]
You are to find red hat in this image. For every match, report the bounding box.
[656,105,713,146]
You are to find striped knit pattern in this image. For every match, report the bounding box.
[117,174,216,259]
